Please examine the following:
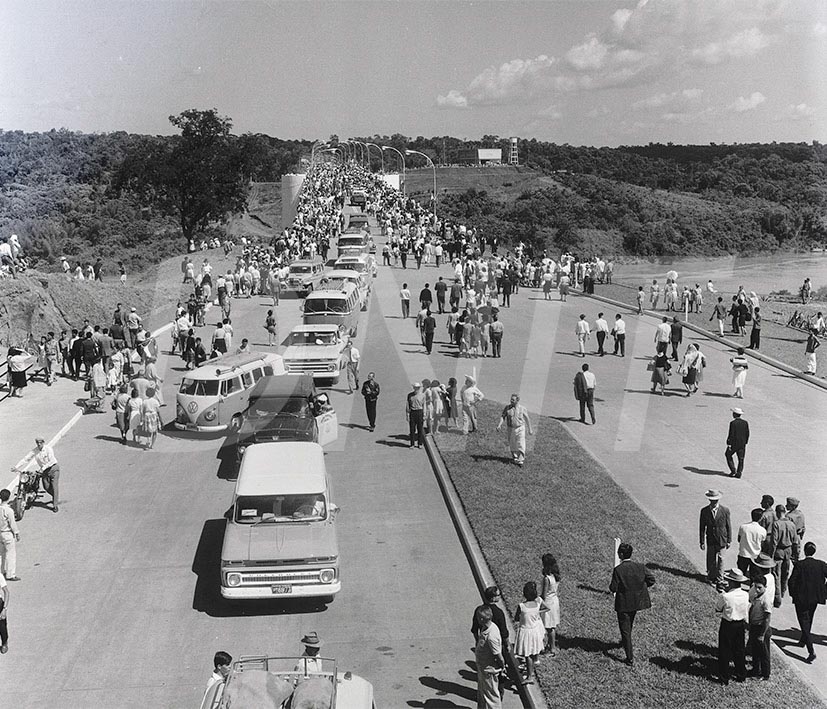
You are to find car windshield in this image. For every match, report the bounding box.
[179,378,219,396]
[235,494,327,523]
[336,262,365,273]
[290,332,338,346]
[339,237,364,246]
[290,265,312,274]
[246,396,311,418]
[303,298,348,314]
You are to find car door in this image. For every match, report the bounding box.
[316,407,338,446]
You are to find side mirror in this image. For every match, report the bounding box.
[329,503,340,519]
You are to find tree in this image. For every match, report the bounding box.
[114,109,248,245]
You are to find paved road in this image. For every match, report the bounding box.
[0,227,523,707]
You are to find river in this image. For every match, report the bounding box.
[615,252,827,296]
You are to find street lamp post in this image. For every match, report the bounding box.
[381,146,406,195]
[367,142,383,172]
[405,149,437,220]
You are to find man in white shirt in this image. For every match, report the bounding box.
[203,651,232,703]
[575,314,591,357]
[399,283,412,319]
[295,632,324,675]
[0,490,20,581]
[344,342,360,394]
[715,569,750,684]
[594,313,609,357]
[736,508,767,575]
[19,438,60,512]
[654,317,671,355]
[612,314,627,357]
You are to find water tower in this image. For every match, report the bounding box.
[508,137,519,165]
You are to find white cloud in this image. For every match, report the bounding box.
[730,91,766,112]
[692,27,771,64]
[632,88,703,110]
[785,103,816,120]
[537,105,562,120]
[566,36,609,70]
[611,8,633,34]
[813,22,827,37]
[436,90,468,109]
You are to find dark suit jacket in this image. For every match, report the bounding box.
[610,560,655,612]
[726,418,750,449]
[789,557,827,606]
[699,504,731,547]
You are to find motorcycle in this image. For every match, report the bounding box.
[9,467,49,520]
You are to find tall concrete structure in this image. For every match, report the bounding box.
[509,137,519,165]
[281,173,306,230]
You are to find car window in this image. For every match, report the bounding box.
[247,396,312,418]
[251,368,264,382]
[179,378,219,396]
[234,494,327,524]
[263,365,274,376]
[221,376,242,396]
[242,371,255,388]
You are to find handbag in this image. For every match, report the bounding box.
[83,378,90,392]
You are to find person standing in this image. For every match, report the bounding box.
[449,278,463,311]
[406,382,426,448]
[575,314,591,357]
[786,497,806,559]
[700,489,731,586]
[474,605,505,708]
[788,541,827,663]
[594,312,609,356]
[649,279,661,310]
[343,341,360,394]
[725,408,749,478]
[710,297,728,337]
[265,309,278,347]
[636,286,645,314]
[730,348,749,398]
[573,363,596,425]
[423,310,437,355]
[0,571,9,654]
[654,317,670,355]
[715,569,749,685]
[612,314,626,357]
[748,307,762,350]
[736,509,767,575]
[400,283,411,319]
[489,315,504,358]
[805,328,820,375]
[768,505,798,608]
[669,317,683,361]
[360,372,380,432]
[460,375,484,434]
[419,283,433,312]
[496,394,534,466]
[434,277,447,314]
[609,542,656,667]
[0,490,20,582]
[204,651,233,702]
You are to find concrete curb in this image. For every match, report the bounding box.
[424,433,548,709]
[577,290,827,391]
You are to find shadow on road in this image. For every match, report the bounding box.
[216,436,238,480]
[683,465,728,478]
[646,562,708,585]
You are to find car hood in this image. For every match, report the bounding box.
[223,520,337,562]
[283,345,341,360]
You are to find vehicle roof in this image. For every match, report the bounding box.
[326,269,364,280]
[289,323,342,333]
[289,257,324,266]
[348,212,368,220]
[334,254,369,263]
[305,281,358,299]
[236,443,326,495]
[248,373,316,399]
[183,353,281,381]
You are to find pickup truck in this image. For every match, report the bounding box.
[281,324,350,383]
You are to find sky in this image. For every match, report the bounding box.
[1,0,824,147]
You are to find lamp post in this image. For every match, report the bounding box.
[367,142,383,172]
[406,149,437,219]
[381,146,406,195]
[355,140,370,168]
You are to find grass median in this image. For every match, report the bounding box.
[435,400,821,708]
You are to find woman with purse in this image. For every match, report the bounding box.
[678,343,701,397]
[650,351,671,395]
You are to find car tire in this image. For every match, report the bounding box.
[321,595,335,605]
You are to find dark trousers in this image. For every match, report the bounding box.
[617,611,636,662]
[773,551,792,605]
[749,329,761,349]
[425,331,435,354]
[795,602,818,654]
[578,390,595,423]
[502,293,511,307]
[72,355,83,378]
[408,410,424,447]
[364,398,377,428]
[736,555,753,575]
[718,619,747,682]
[614,334,626,356]
[491,334,502,358]
[597,331,607,355]
[725,447,746,476]
[670,341,680,360]
[706,543,725,583]
[436,295,445,313]
[655,341,667,355]
[748,622,771,678]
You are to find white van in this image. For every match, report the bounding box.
[174,352,284,432]
[325,268,371,310]
[334,253,377,278]
[301,281,362,337]
[221,442,341,601]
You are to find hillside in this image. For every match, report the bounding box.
[405,165,561,201]
[225,181,282,241]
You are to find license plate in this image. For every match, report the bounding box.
[271,585,291,594]
[186,424,198,431]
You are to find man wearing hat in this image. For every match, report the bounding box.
[460,375,484,434]
[699,490,731,586]
[786,497,806,560]
[295,632,323,674]
[788,541,827,663]
[406,382,426,448]
[747,565,773,680]
[715,569,749,684]
[725,408,749,478]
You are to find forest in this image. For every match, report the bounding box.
[1,119,825,273]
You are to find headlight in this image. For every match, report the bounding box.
[226,573,242,587]
[237,445,248,457]
[327,364,335,372]
[20,472,30,484]
[319,568,336,584]
[204,409,216,422]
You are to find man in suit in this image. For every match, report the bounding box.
[789,541,827,663]
[725,408,750,478]
[609,542,656,666]
[700,489,731,586]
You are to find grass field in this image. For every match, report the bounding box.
[436,401,822,708]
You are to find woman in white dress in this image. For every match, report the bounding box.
[141,389,163,450]
[513,581,549,685]
[541,554,561,656]
[730,346,749,398]
[127,390,144,445]
[425,381,445,434]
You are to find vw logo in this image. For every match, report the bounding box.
[187,401,198,414]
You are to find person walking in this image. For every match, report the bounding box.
[360,372,380,432]
[700,490,731,586]
[0,490,20,582]
[595,312,609,356]
[496,394,534,466]
[768,504,798,608]
[489,315,504,358]
[0,571,9,653]
[654,317,671,355]
[730,348,749,398]
[575,314,591,357]
[669,317,683,361]
[736,508,767,575]
[748,307,762,350]
[474,605,505,708]
[710,297,728,337]
[343,341,360,394]
[419,283,433,312]
[786,497,806,559]
[540,553,561,656]
[788,541,827,663]
[573,363,596,425]
[406,382,426,448]
[715,568,750,685]
[649,350,671,395]
[460,375,484,434]
[400,283,411,319]
[612,314,626,357]
[609,542,656,667]
[141,390,163,450]
[265,309,278,347]
[805,328,820,375]
[113,384,131,443]
[678,343,700,397]
[434,277,447,314]
[725,408,749,478]
[423,310,436,355]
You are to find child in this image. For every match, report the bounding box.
[748,573,772,679]
[541,554,561,656]
[636,286,645,314]
[513,581,549,685]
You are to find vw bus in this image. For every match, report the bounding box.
[333,253,377,278]
[301,281,362,337]
[325,269,370,310]
[336,233,372,259]
[174,352,284,433]
[221,442,341,601]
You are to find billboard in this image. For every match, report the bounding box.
[477,149,502,161]
[381,173,401,191]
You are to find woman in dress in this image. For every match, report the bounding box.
[540,554,561,657]
[444,377,459,429]
[90,357,108,405]
[127,389,144,445]
[542,268,554,300]
[730,346,749,398]
[265,309,278,347]
[141,388,163,450]
[426,380,445,434]
[469,321,481,358]
[650,350,671,395]
[513,581,549,685]
[108,346,124,393]
[144,357,165,406]
[678,343,701,397]
[693,344,707,393]
[480,315,491,357]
